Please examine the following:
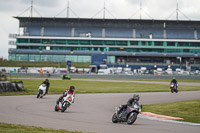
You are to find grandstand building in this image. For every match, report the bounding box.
[9,17,200,68]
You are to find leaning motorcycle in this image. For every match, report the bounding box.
[170,82,178,93]
[112,103,142,125]
[37,84,47,98]
[55,94,74,112]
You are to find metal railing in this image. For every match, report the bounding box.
[8,34,17,39]
[8,41,16,45]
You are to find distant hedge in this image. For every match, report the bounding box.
[0,61,90,68]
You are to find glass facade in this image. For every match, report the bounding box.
[16,38,200,53]
[9,53,115,63]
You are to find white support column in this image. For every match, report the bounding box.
[102,28,105,38]
[41,27,44,36]
[163,29,167,39]
[194,29,198,40]
[71,28,75,37]
[133,29,136,38]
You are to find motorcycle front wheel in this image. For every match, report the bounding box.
[127,112,137,125]
[61,102,68,112]
[112,113,118,123]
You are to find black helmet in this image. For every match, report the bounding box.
[45,79,49,82]
[70,86,75,92]
[133,94,140,101]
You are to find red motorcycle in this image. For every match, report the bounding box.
[170,82,178,93]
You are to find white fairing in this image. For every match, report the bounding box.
[38,84,46,96]
[58,94,75,108]
[63,94,74,105]
[170,82,175,87]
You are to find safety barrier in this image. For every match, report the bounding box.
[0,81,24,93]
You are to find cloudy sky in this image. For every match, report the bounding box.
[0,0,200,59]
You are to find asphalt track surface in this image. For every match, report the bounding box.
[0,91,200,133]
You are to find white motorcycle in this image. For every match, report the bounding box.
[55,94,74,112]
[37,84,47,98]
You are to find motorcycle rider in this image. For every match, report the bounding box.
[171,77,178,90]
[42,79,50,94]
[118,94,140,114]
[57,86,75,104]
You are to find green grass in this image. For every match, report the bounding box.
[120,79,200,83]
[1,78,200,96]
[0,61,90,68]
[0,123,83,133]
[143,100,200,123]
[7,76,200,83]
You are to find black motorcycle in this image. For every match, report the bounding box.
[112,103,142,125]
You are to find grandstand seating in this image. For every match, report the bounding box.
[136,28,163,39]
[74,27,102,37]
[197,29,200,39]
[44,26,71,37]
[167,28,194,39]
[26,24,196,40]
[27,26,41,36]
[105,28,133,38]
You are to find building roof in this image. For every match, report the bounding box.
[14,17,200,28]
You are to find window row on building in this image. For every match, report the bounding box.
[16,45,200,53]
[17,38,200,47]
[9,54,115,63]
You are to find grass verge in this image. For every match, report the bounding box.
[0,78,200,96]
[0,123,83,133]
[142,100,200,123]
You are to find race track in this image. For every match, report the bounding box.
[0,91,200,133]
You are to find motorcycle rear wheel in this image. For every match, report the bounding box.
[112,113,118,123]
[55,105,58,111]
[127,112,137,125]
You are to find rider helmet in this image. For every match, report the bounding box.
[133,94,140,101]
[70,86,75,92]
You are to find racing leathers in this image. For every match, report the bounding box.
[42,79,50,94]
[118,98,139,114]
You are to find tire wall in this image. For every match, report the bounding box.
[0,81,24,93]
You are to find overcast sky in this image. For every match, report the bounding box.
[0,0,200,59]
